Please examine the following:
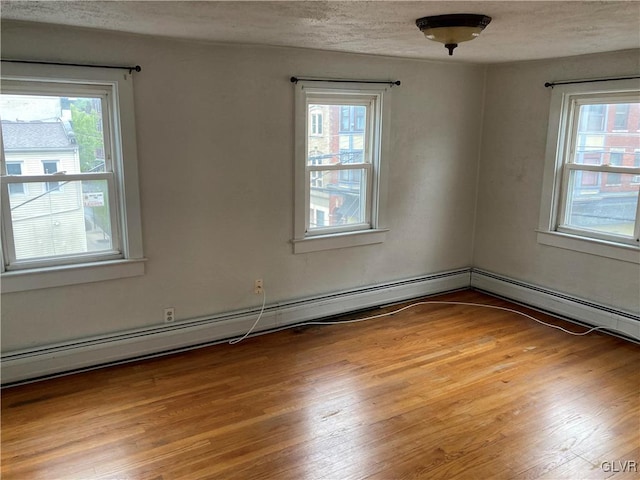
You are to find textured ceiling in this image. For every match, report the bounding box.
[1,1,639,63]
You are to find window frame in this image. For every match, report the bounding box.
[538,78,640,263]
[0,62,145,292]
[293,81,391,254]
[2,82,119,268]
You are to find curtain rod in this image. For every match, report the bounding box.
[1,59,141,74]
[291,76,401,86]
[544,75,640,88]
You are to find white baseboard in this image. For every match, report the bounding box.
[471,269,640,342]
[1,268,471,385]
[6,267,636,385]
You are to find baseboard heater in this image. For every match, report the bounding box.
[1,268,471,386]
[4,267,637,386]
[470,269,640,343]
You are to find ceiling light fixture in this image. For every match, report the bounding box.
[416,14,492,56]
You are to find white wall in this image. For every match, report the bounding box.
[0,22,485,351]
[474,50,640,313]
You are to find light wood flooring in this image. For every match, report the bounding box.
[2,290,639,479]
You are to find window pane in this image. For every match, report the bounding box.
[574,102,640,166]
[340,106,350,131]
[7,179,114,261]
[307,104,368,166]
[564,171,639,237]
[6,163,21,175]
[5,163,25,194]
[0,94,106,174]
[310,112,323,135]
[42,160,61,191]
[578,104,606,132]
[309,168,367,229]
[614,104,629,130]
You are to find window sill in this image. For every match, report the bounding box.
[536,230,639,264]
[1,258,147,293]
[293,229,389,254]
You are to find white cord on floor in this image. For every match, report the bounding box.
[229,295,613,345]
[306,300,607,336]
[229,288,267,344]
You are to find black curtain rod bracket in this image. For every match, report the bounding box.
[291,76,400,86]
[545,75,640,88]
[1,59,141,74]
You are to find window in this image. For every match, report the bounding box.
[579,104,606,131]
[42,160,61,192]
[614,103,630,130]
[5,162,24,195]
[340,105,366,132]
[293,81,391,253]
[0,63,144,292]
[538,79,640,263]
[310,207,327,229]
[310,112,323,135]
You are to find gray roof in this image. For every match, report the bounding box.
[2,121,75,150]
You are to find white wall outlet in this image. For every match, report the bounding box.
[164,307,175,323]
[254,279,263,295]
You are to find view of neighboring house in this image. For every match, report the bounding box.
[308,104,367,229]
[573,102,640,234]
[1,92,114,263]
[2,119,86,260]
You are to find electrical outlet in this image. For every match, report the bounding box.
[254,279,263,295]
[164,307,175,323]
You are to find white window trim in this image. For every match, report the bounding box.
[538,78,640,263]
[0,62,145,292]
[293,81,391,254]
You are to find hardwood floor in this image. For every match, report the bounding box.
[2,290,639,479]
